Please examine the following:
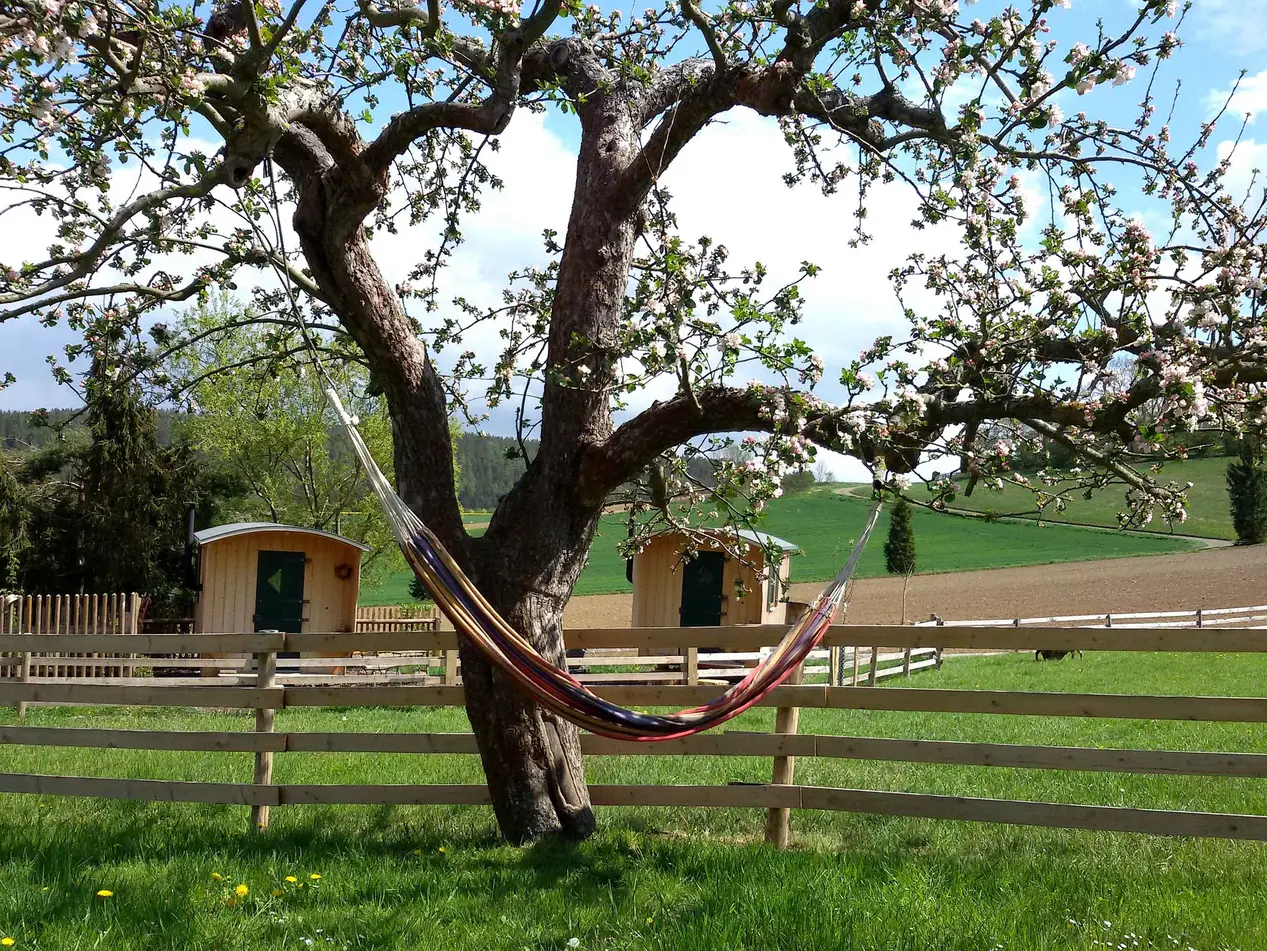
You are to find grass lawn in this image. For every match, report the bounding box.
[947,454,1237,541]
[1,653,1265,949]
[360,487,1202,605]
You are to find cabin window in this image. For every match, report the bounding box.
[767,567,780,610]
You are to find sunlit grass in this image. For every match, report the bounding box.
[0,652,1264,949]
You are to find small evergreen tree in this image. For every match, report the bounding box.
[1227,439,1267,545]
[884,497,917,575]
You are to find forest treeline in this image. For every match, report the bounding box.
[2,408,531,512]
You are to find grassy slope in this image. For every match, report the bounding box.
[1,653,1266,949]
[362,487,1201,604]
[947,454,1236,541]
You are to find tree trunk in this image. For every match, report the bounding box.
[445,103,639,841]
[457,578,594,842]
[462,493,599,841]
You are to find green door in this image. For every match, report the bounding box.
[679,551,725,627]
[254,550,306,634]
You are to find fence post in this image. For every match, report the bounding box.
[251,643,278,832]
[1105,613,1112,629]
[764,657,804,849]
[1197,609,1204,629]
[851,645,859,686]
[443,649,460,685]
[902,647,912,679]
[867,644,879,686]
[16,648,30,719]
[683,646,698,685]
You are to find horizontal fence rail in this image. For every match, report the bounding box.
[1,621,1266,844]
[914,603,1267,629]
[4,621,1263,655]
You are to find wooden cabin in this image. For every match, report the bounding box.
[630,529,799,628]
[192,522,367,634]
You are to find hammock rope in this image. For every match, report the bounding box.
[325,389,880,741]
[250,160,882,742]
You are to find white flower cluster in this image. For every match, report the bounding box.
[458,0,522,15]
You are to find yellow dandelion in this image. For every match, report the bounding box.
[285,876,298,884]
[438,847,446,854]
[2,937,14,946]
[210,872,222,881]
[309,873,321,881]
[96,890,113,898]
[234,884,249,898]
[270,889,283,898]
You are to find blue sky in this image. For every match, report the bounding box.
[3,0,1266,485]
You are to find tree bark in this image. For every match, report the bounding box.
[462,522,596,841]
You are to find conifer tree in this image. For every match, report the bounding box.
[1227,440,1267,545]
[884,497,917,576]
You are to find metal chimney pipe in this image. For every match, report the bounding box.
[184,504,199,590]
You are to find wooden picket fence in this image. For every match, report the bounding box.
[2,621,1267,845]
[0,593,142,690]
[354,605,438,632]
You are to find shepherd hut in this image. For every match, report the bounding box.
[192,522,368,634]
[630,529,799,628]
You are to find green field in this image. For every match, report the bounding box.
[1,653,1265,949]
[947,454,1236,541]
[361,486,1203,605]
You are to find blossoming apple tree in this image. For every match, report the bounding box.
[2,0,1265,842]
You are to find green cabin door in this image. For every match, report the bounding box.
[679,551,725,627]
[254,550,306,635]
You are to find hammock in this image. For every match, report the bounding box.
[328,389,881,741]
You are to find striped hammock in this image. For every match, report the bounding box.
[328,389,880,741]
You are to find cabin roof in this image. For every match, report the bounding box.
[652,527,800,553]
[732,529,800,552]
[192,522,371,552]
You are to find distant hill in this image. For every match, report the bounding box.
[1,408,178,449]
[454,432,539,510]
[1,407,537,514]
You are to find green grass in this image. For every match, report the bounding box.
[948,454,1236,541]
[361,487,1202,604]
[1,653,1266,949]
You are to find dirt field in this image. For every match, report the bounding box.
[561,544,1267,627]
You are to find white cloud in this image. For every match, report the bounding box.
[662,109,957,369]
[1215,136,1267,203]
[1188,0,1267,57]
[1208,68,1267,123]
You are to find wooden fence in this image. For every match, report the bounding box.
[914,603,1267,629]
[1,593,142,694]
[2,622,1267,844]
[354,605,437,632]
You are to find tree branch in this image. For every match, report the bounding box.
[680,0,727,72]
